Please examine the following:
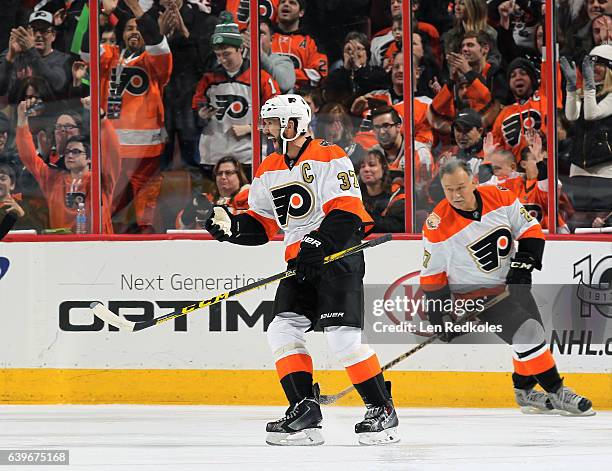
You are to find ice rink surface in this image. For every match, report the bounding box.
[1,405,611,471]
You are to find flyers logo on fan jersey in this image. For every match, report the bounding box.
[271,183,314,227]
[468,227,513,272]
[501,110,542,147]
[236,0,275,22]
[214,94,249,120]
[110,66,150,97]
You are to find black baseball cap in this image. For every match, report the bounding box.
[454,108,483,132]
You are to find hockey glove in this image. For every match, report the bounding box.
[295,232,327,284]
[204,206,234,242]
[505,252,536,296]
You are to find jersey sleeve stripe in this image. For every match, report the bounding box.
[516,224,545,240]
[284,240,301,262]
[246,209,279,240]
[419,272,449,289]
[322,196,373,224]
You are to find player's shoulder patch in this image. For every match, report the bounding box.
[425,212,441,230]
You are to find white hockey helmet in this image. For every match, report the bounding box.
[260,94,311,152]
[590,44,612,69]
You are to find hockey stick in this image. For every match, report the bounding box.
[90,233,393,332]
[319,288,510,405]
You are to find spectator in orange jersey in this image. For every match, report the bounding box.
[359,148,405,233]
[382,15,403,73]
[271,0,328,87]
[100,0,172,233]
[429,31,508,136]
[482,133,570,233]
[16,98,121,234]
[177,156,250,229]
[370,0,401,68]
[491,57,550,161]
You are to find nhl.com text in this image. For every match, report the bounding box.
[371,296,503,335]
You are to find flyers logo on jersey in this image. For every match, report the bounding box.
[110,66,150,96]
[215,94,249,120]
[279,53,303,70]
[237,0,274,22]
[501,110,542,147]
[271,183,314,227]
[468,227,513,272]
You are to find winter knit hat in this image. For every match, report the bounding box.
[507,57,539,90]
[211,11,243,48]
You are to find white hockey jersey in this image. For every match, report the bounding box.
[247,139,373,261]
[420,185,544,295]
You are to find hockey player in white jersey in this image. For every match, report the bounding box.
[421,158,595,416]
[204,94,399,446]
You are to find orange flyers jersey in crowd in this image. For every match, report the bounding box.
[394,99,434,183]
[482,173,565,230]
[192,62,279,165]
[271,30,328,87]
[247,139,372,261]
[226,0,279,31]
[431,63,495,119]
[394,98,434,146]
[16,120,121,233]
[492,92,548,160]
[100,39,172,158]
[420,185,544,294]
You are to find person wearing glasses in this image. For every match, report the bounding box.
[370,106,404,178]
[0,161,26,240]
[0,11,71,102]
[177,156,250,229]
[15,99,121,234]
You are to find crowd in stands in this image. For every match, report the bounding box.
[0,0,611,238]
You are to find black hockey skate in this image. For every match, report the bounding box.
[355,400,400,445]
[355,382,400,446]
[265,384,324,446]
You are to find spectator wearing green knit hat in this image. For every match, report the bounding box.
[192,11,279,182]
[210,11,243,49]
